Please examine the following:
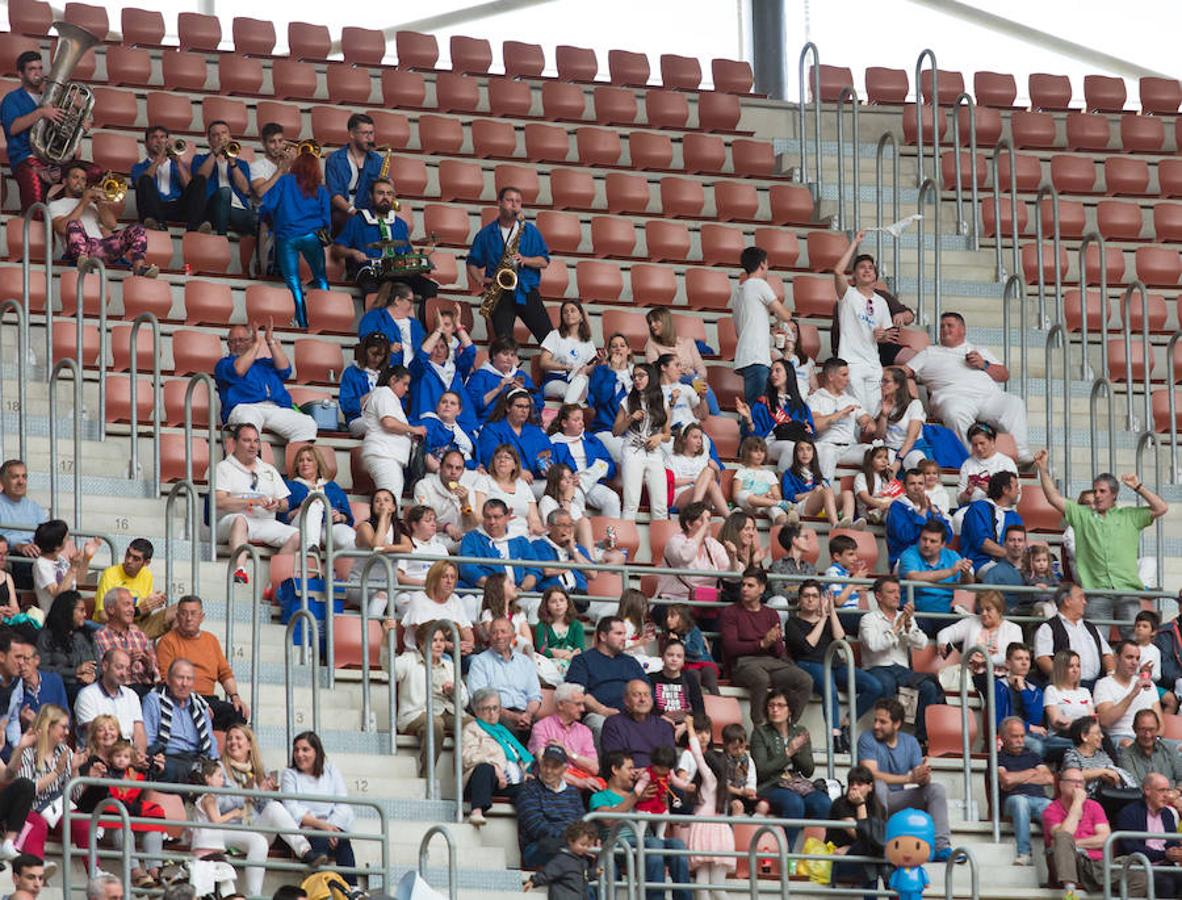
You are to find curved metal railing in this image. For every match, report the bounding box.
[1121,280,1153,433]
[1168,329,1182,483]
[163,479,199,597]
[127,311,162,493]
[48,357,82,526]
[949,91,979,248]
[958,645,999,841]
[875,132,901,285]
[943,846,980,899]
[989,137,1020,281]
[225,543,263,719]
[1044,324,1072,492]
[916,177,942,333]
[1101,832,1160,900]
[1090,377,1118,477]
[0,299,28,462]
[797,43,822,199]
[284,609,322,750]
[21,203,51,380]
[183,372,219,563]
[834,85,860,233]
[1000,274,1028,399]
[1136,431,1165,589]
[1078,231,1109,381]
[1033,184,1063,329]
[914,49,940,187]
[418,825,459,900]
[74,256,108,439]
[821,636,859,779]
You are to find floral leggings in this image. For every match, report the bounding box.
[64,221,148,266]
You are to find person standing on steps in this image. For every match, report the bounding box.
[833,231,893,417]
[731,246,794,407]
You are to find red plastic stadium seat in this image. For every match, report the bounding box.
[754,228,799,268]
[3,218,46,264]
[902,105,948,144]
[980,198,1029,238]
[602,172,647,214]
[1021,243,1069,285]
[0,36,38,78]
[51,322,100,366]
[550,168,595,210]
[341,27,385,65]
[202,98,247,135]
[327,64,373,105]
[1106,339,1156,382]
[108,325,157,373]
[1140,77,1182,115]
[682,133,725,174]
[769,184,815,225]
[806,231,849,273]
[63,2,108,39]
[105,47,152,87]
[91,88,138,128]
[1120,115,1165,153]
[1153,205,1182,242]
[162,377,209,428]
[1162,161,1182,199]
[973,71,1018,108]
[645,90,690,129]
[1065,112,1110,151]
[438,160,486,202]
[9,0,52,36]
[1039,197,1086,240]
[1135,246,1182,286]
[91,132,138,174]
[1029,73,1072,111]
[997,153,1043,192]
[629,132,673,171]
[630,265,676,306]
[160,434,209,484]
[1011,111,1057,149]
[697,91,741,131]
[575,128,621,167]
[121,276,173,321]
[556,45,598,82]
[541,82,587,122]
[422,205,471,246]
[232,17,276,56]
[255,102,302,140]
[332,617,383,670]
[919,69,965,105]
[1050,155,1098,194]
[503,41,545,78]
[1096,200,1144,240]
[161,50,208,91]
[391,158,429,198]
[590,216,635,258]
[469,121,515,162]
[244,284,290,324]
[684,268,731,310]
[659,177,704,218]
[435,73,479,114]
[395,31,438,70]
[644,221,691,262]
[182,233,230,275]
[105,375,155,427]
[537,261,569,300]
[600,310,649,353]
[58,269,101,316]
[926,704,976,758]
[219,57,263,96]
[594,87,637,126]
[535,211,581,254]
[1063,290,1115,334]
[522,123,568,163]
[310,107,350,145]
[418,115,463,155]
[493,165,538,203]
[956,106,1003,147]
[865,67,909,104]
[288,22,331,62]
[699,224,743,266]
[716,318,737,358]
[376,70,422,109]
[661,54,701,90]
[1083,244,1126,285]
[1120,291,1168,332]
[705,369,742,412]
[1084,74,1127,112]
[143,232,173,270]
[451,35,493,75]
[306,290,355,334]
[711,58,753,94]
[270,60,317,101]
[120,8,164,46]
[178,12,221,52]
[608,49,649,87]
[1106,158,1151,196]
[732,140,775,176]
[941,151,987,191]
[715,181,760,222]
[575,261,623,302]
[792,275,837,318]
[732,824,786,880]
[294,339,345,384]
[809,64,854,102]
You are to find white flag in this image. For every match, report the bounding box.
[868,214,924,238]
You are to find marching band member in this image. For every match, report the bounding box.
[192,120,256,237]
[325,113,383,233]
[49,162,157,277]
[131,125,208,233]
[250,123,291,200]
[1,51,61,212]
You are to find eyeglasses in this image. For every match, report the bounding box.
[476,704,501,713]
[766,701,789,709]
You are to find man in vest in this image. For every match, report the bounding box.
[141,659,218,783]
[1033,583,1114,690]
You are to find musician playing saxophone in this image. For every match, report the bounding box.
[332,177,438,324]
[192,120,256,237]
[466,186,551,342]
[325,113,383,233]
[49,161,157,278]
[2,51,66,212]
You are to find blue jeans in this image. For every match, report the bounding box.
[1003,793,1051,856]
[204,187,258,236]
[795,659,884,728]
[868,664,945,743]
[620,833,690,900]
[679,373,721,415]
[759,786,832,849]
[277,232,329,328]
[737,363,770,407]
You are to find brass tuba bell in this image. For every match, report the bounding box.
[97,171,128,203]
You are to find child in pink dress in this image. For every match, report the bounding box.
[685,723,734,900]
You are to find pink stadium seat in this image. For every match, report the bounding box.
[1065,112,1110,151]
[556,45,598,82]
[108,325,157,373]
[503,41,545,78]
[51,322,99,366]
[380,69,425,108]
[90,133,138,175]
[629,131,673,170]
[1120,115,1165,153]
[1050,155,1098,194]
[575,261,623,302]
[288,22,331,62]
[973,71,1018,108]
[295,339,346,384]
[608,49,649,87]
[3,218,46,264]
[202,97,247,135]
[538,261,569,300]
[9,0,51,36]
[601,311,649,353]
[1135,246,1182,286]
[1106,339,1155,382]
[494,165,539,203]
[683,268,731,310]
[306,290,356,335]
[1096,200,1145,240]
[119,7,164,46]
[997,153,1043,192]
[714,181,760,222]
[575,128,621,167]
[418,115,464,155]
[682,133,726,174]
[865,67,909,104]
[58,269,101,316]
[395,31,438,70]
[182,233,230,275]
[806,231,850,273]
[105,46,152,87]
[1011,111,1057,149]
[121,277,173,321]
[1063,289,1115,334]
[90,88,138,129]
[769,184,815,225]
[373,111,411,149]
[919,68,965,105]
[1029,73,1072,110]
[589,216,636,258]
[941,151,988,191]
[163,378,210,428]
[1153,204,1182,242]
[391,158,429,197]
[645,90,690,129]
[438,159,486,202]
[1039,197,1086,239]
[1105,157,1151,195]
[143,232,173,270]
[791,275,837,318]
[541,82,587,122]
[810,65,854,102]
[161,50,208,92]
[711,58,753,94]
[451,36,493,75]
[703,415,740,458]
[0,36,38,78]
[902,105,949,145]
[644,221,691,262]
[219,57,264,96]
[471,120,516,160]
[732,140,775,177]
[594,86,638,125]
[1162,160,1182,199]
[659,177,704,218]
[422,205,471,245]
[550,168,596,210]
[926,705,976,758]
[660,54,702,91]
[341,27,386,66]
[178,12,221,52]
[956,106,1003,147]
[1021,243,1068,285]
[753,228,799,268]
[535,211,581,254]
[327,64,373,104]
[63,2,108,39]
[232,17,276,56]
[270,60,317,101]
[716,318,737,358]
[105,376,154,426]
[1083,243,1126,285]
[699,224,743,266]
[630,265,676,306]
[435,73,480,114]
[1120,291,1169,332]
[1140,77,1182,115]
[1084,74,1127,112]
[605,172,650,214]
[697,91,741,131]
[980,198,1029,239]
[523,123,570,163]
[244,284,291,324]
[310,107,350,145]
[255,102,302,139]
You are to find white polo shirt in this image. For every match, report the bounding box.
[837,287,891,369]
[215,454,289,521]
[907,341,1005,404]
[74,681,144,740]
[361,386,412,464]
[808,387,867,445]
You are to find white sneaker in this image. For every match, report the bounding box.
[1014,854,1032,867]
[0,839,19,861]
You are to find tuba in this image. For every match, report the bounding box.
[479,213,526,319]
[29,21,100,165]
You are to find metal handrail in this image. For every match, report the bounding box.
[418,825,458,900]
[1168,329,1182,483]
[1135,431,1165,590]
[349,554,395,721]
[914,49,939,187]
[1001,274,1028,399]
[1101,831,1166,900]
[598,821,639,900]
[284,609,322,750]
[48,357,82,527]
[958,645,999,841]
[74,256,108,439]
[0,299,28,462]
[916,177,942,333]
[875,132,901,285]
[1121,280,1153,432]
[127,311,161,494]
[1044,324,1072,490]
[1079,232,1108,381]
[943,846,980,900]
[423,618,463,820]
[1090,378,1117,477]
[183,372,219,563]
[745,824,790,900]
[1034,185,1063,329]
[796,43,822,200]
[163,479,198,597]
[1119,852,1157,900]
[949,92,979,248]
[225,544,262,720]
[297,489,334,623]
[21,203,51,380]
[834,86,860,233]
[822,636,859,779]
[989,138,1020,281]
[85,798,132,898]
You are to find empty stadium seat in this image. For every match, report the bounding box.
[973,71,1018,108]
[902,105,949,145]
[63,2,107,38]
[288,22,331,61]
[575,128,622,166]
[1105,157,1151,195]
[310,107,350,145]
[270,59,317,101]
[182,233,231,275]
[341,26,386,65]
[541,82,586,121]
[956,106,1003,147]
[1160,160,1182,198]
[91,133,138,175]
[327,64,373,105]
[575,261,623,302]
[178,11,221,51]
[1084,74,1127,112]
[435,161,484,204]
[550,168,596,210]
[941,151,987,191]
[682,133,726,174]
[768,184,815,225]
[9,0,51,36]
[232,17,276,56]
[926,704,977,758]
[1065,112,1110,151]
[1140,77,1182,114]
[1011,111,1057,148]
[395,30,438,69]
[105,46,152,87]
[556,45,598,82]
[1096,200,1145,240]
[644,221,691,262]
[538,261,569,300]
[1120,291,1169,332]
[1135,246,1182,286]
[997,153,1043,192]
[629,131,673,170]
[1050,155,1098,194]
[660,54,702,91]
[732,139,775,177]
[1153,204,1182,242]
[121,277,174,321]
[306,291,356,334]
[1021,243,1069,285]
[1083,243,1126,284]
[753,228,799,269]
[810,64,854,102]
[711,58,753,94]
[699,224,744,265]
[590,216,636,258]
[523,123,570,163]
[1062,290,1112,334]
[705,366,744,409]
[108,324,157,374]
[1120,115,1165,153]
[423,205,472,246]
[792,275,837,318]
[295,340,345,384]
[630,264,677,306]
[435,73,480,113]
[645,90,690,129]
[90,88,138,129]
[865,67,908,104]
[451,35,493,75]
[1106,339,1155,382]
[503,40,545,78]
[381,69,425,108]
[494,164,539,203]
[219,56,264,95]
[1029,73,1072,110]
[683,268,731,310]
[470,121,517,161]
[161,50,208,92]
[919,68,965,105]
[418,115,464,155]
[715,181,760,222]
[1039,197,1087,240]
[603,172,649,214]
[608,49,649,87]
[390,157,428,197]
[981,197,1029,239]
[806,231,849,272]
[659,177,704,218]
[51,322,100,366]
[697,91,741,131]
[594,86,638,125]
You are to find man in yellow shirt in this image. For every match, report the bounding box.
[93,539,173,638]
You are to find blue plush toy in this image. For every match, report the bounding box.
[884,808,935,900]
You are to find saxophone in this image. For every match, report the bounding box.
[480,214,526,319]
[374,145,400,211]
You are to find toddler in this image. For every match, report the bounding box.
[524,820,600,900]
[720,724,769,817]
[732,437,796,525]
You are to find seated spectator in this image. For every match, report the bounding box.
[992,642,1047,754]
[36,591,97,705]
[1043,649,1096,758]
[527,682,599,789]
[936,590,1022,675]
[539,301,598,405]
[282,446,356,550]
[954,423,1018,515]
[807,357,874,483]
[474,445,543,540]
[534,588,585,685]
[997,715,1053,867]
[73,648,146,750]
[419,392,477,473]
[141,659,218,783]
[18,645,67,717]
[354,286,422,368]
[718,511,768,590]
[132,124,208,233]
[735,359,815,473]
[750,689,832,849]
[1034,452,1169,630]
[902,312,1032,464]
[49,162,157,277]
[466,336,542,426]
[352,489,412,616]
[617,590,659,670]
[531,510,594,607]
[718,568,813,727]
[822,533,868,620]
[514,745,587,868]
[1118,709,1182,788]
[462,687,531,826]
[731,437,796,525]
[1021,542,1062,614]
[1115,772,1182,896]
[1132,611,1169,712]
[214,423,301,582]
[394,505,450,601]
[456,500,540,597]
[279,731,357,883]
[15,704,85,854]
[1063,715,1138,809]
[339,333,391,436]
[658,354,709,436]
[30,520,99,614]
[538,464,596,557]
[857,698,952,862]
[399,560,475,654]
[713,722,764,817]
[94,540,171,638]
[360,365,425,501]
[960,471,1024,575]
[546,404,621,519]
[885,469,952,570]
[663,604,719,696]
[391,622,467,778]
[656,505,738,613]
[898,520,973,634]
[645,306,720,415]
[478,391,558,492]
[828,765,888,896]
[1034,583,1115,689]
[154,596,248,730]
[1094,640,1162,748]
[409,307,477,430]
[413,450,481,549]
[1042,767,1148,897]
[466,617,542,740]
[767,524,818,617]
[599,679,675,768]
[852,444,898,526]
[587,333,635,464]
[648,639,705,740]
[9,853,49,898]
[859,576,945,747]
[474,575,531,652]
[781,438,852,527]
[565,617,646,737]
[215,325,317,443]
[875,367,932,472]
[192,121,257,237]
[667,423,729,516]
[0,459,47,591]
[920,459,953,517]
[93,590,159,697]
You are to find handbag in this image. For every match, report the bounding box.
[405,438,428,492]
[772,420,811,442]
[779,772,816,796]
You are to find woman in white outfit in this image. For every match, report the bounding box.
[352,489,412,616]
[875,366,931,473]
[361,366,427,501]
[614,362,671,520]
[538,300,599,403]
[546,403,622,518]
[280,731,359,884]
[658,353,708,434]
[474,445,544,539]
[285,445,357,550]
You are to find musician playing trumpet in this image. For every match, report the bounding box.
[49,161,157,278]
[1,51,65,212]
[466,186,551,342]
[132,125,209,233]
[325,113,383,234]
[192,120,256,237]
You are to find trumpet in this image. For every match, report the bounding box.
[94,171,128,203]
[222,140,241,160]
[165,138,188,157]
[283,139,322,158]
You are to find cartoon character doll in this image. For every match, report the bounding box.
[884,808,935,900]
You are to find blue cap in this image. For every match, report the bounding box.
[885,808,935,847]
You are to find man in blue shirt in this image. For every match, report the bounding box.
[896,520,974,636]
[191,120,256,237]
[332,177,437,322]
[466,186,551,342]
[960,470,1024,574]
[0,460,47,590]
[466,616,542,740]
[131,125,208,233]
[885,469,952,569]
[456,500,540,592]
[564,617,646,738]
[214,323,317,442]
[325,113,383,233]
[0,50,60,213]
[531,509,594,606]
[142,658,218,783]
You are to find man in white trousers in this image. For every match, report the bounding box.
[808,357,875,483]
[214,323,318,442]
[833,230,892,416]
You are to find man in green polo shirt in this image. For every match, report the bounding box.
[1034,450,1168,631]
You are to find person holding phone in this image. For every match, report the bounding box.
[1093,640,1163,748]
